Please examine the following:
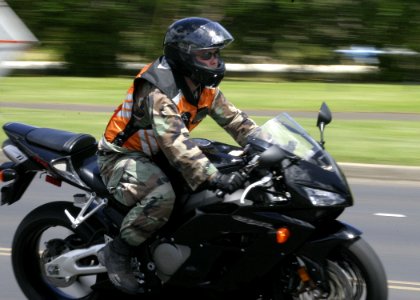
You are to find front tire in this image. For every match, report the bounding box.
[298,238,388,300]
[338,237,388,299]
[258,237,388,300]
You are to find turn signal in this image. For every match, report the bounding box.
[276,227,290,244]
[0,169,16,182]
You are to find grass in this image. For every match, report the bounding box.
[0,76,419,166]
[193,117,420,166]
[221,81,420,113]
[2,77,420,113]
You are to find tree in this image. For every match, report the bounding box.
[7,0,420,81]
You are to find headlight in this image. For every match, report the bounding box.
[303,187,346,206]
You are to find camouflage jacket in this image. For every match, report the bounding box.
[99,56,260,190]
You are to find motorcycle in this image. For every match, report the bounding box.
[0,102,388,300]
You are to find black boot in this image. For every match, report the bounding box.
[97,236,143,294]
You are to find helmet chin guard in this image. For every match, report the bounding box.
[163,17,233,87]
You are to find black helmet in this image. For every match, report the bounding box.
[163,17,234,87]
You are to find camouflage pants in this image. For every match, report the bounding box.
[97,151,175,246]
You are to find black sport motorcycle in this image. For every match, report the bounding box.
[0,102,388,300]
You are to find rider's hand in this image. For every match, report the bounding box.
[209,171,247,194]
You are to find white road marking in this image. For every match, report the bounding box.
[389,280,420,292]
[0,247,11,256]
[374,213,406,218]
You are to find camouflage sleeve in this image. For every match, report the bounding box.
[209,89,261,147]
[147,88,218,190]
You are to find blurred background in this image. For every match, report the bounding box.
[2,4,420,300]
[4,0,420,82]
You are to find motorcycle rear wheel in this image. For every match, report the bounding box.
[11,201,118,300]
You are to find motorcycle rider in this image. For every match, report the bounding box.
[97,17,262,294]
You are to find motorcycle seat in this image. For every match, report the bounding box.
[4,122,96,155]
[27,127,96,154]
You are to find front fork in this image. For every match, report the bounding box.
[287,255,329,298]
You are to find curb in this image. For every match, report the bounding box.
[0,152,418,182]
[339,162,420,182]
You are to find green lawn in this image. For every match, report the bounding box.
[2,76,420,113]
[0,77,419,166]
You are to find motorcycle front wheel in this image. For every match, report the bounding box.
[256,237,388,300]
[11,201,114,300]
[296,238,387,300]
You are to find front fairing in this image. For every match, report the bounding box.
[253,113,353,207]
[283,156,353,208]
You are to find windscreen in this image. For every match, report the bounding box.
[259,113,335,170]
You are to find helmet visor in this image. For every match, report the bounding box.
[183,21,234,53]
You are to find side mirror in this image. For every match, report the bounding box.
[316,102,332,149]
[259,145,287,168]
[317,102,332,128]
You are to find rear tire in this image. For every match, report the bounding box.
[11,201,111,300]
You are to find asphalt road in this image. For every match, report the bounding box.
[341,178,420,300]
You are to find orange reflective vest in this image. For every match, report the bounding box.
[103,57,218,156]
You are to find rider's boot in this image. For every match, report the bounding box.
[97,236,143,294]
